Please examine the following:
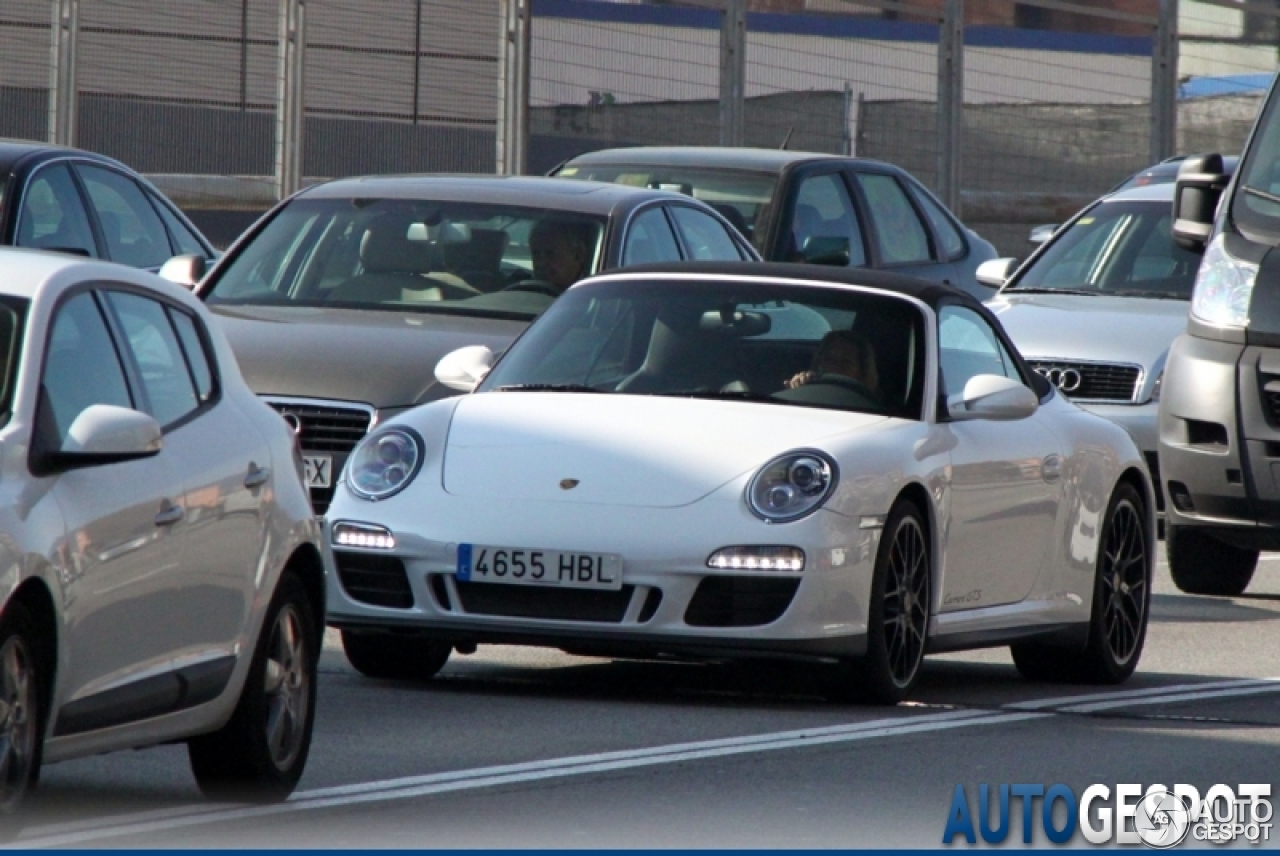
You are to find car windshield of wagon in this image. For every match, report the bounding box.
[1008,200,1199,300]
[205,198,607,320]
[555,163,775,248]
[478,277,927,419]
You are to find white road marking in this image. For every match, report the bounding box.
[1008,677,1280,711]
[15,677,1280,848]
[15,709,1039,848]
[1059,681,1280,714]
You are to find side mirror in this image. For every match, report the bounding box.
[801,236,851,267]
[435,345,494,393]
[36,404,162,474]
[158,254,208,289]
[947,375,1038,422]
[1028,224,1058,245]
[975,257,1018,289]
[1172,153,1228,253]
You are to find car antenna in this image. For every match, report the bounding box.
[779,127,794,150]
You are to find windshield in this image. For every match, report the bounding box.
[205,198,607,320]
[555,164,775,248]
[1009,200,1200,299]
[478,277,926,420]
[1234,85,1280,239]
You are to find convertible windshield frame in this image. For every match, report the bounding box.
[203,196,608,321]
[477,275,931,421]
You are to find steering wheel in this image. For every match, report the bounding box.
[502,279,561,297]
[810,373,882,406]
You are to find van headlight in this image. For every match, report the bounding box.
[747,450,838,523]
[346,427,424,501]
[1190,234,1258,329]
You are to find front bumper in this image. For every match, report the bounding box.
[1158,332,1280,549]
[322,511,878,662]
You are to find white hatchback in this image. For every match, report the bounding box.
[0,249,322,809]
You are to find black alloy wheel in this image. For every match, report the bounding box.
[1013,482,1151,684]
[833,499,930,704]
[0,604,40,814]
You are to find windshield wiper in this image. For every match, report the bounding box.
[1244,184,1280,206]
[494,383,602,393]
[652,390,781,403]
[1004,287,1098,297]
[1104,289,1189,300]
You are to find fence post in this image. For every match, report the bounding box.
[48,0,79,146]
[275,0,306,200]
[719,0,746,148]
[497,0,531,175]
[1150,0,1178,163]
[936,0,963,214]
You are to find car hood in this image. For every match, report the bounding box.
[988,292,1189,369]
[209,304,528,409]
[442,393,886,508]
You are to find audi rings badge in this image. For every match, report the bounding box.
[281,411,304,436]
[1036,367,1083,393]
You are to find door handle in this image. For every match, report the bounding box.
[1041,454,1063,483]
[244,462,270,489]
[154,500,185,527]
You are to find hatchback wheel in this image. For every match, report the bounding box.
[0,605,40,813]
[341,631,451,681]
[1013,483,1151,684]
[189,572,317,801]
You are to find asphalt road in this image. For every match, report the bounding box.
[12,553,1280,848]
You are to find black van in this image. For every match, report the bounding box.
[1160,81,1280,596]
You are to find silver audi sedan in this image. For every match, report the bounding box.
[983,181,1215,517]
[0,249,322,809]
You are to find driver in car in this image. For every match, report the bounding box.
[529,218,595,293]
[786,330,880,401]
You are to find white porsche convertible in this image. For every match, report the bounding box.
[324,262,1154,703]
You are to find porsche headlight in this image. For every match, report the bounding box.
[747,450,837,523]
[1190,234,1258,329]
[346,427,424,501]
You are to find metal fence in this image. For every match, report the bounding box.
[1,0,1277,253]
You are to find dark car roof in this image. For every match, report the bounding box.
[297,174,692,214]
[585,260,979,311]
[562,146,894,175]
[0,137,129,173]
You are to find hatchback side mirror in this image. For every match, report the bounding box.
[975,257,1018,289]
[1173,153,1229,252]
[34,404,162,475]
[947,375,1038,421]
[435,345,494,393]
[158,254,208,289]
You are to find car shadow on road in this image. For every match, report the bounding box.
[1149,592,1280,623]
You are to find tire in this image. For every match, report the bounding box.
[0,603,42,813]
[188,572,317,802]
[831,499,930,704]
[341,631,451,681]
[1013,482,1152,685]
[1166,523,1257,597]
